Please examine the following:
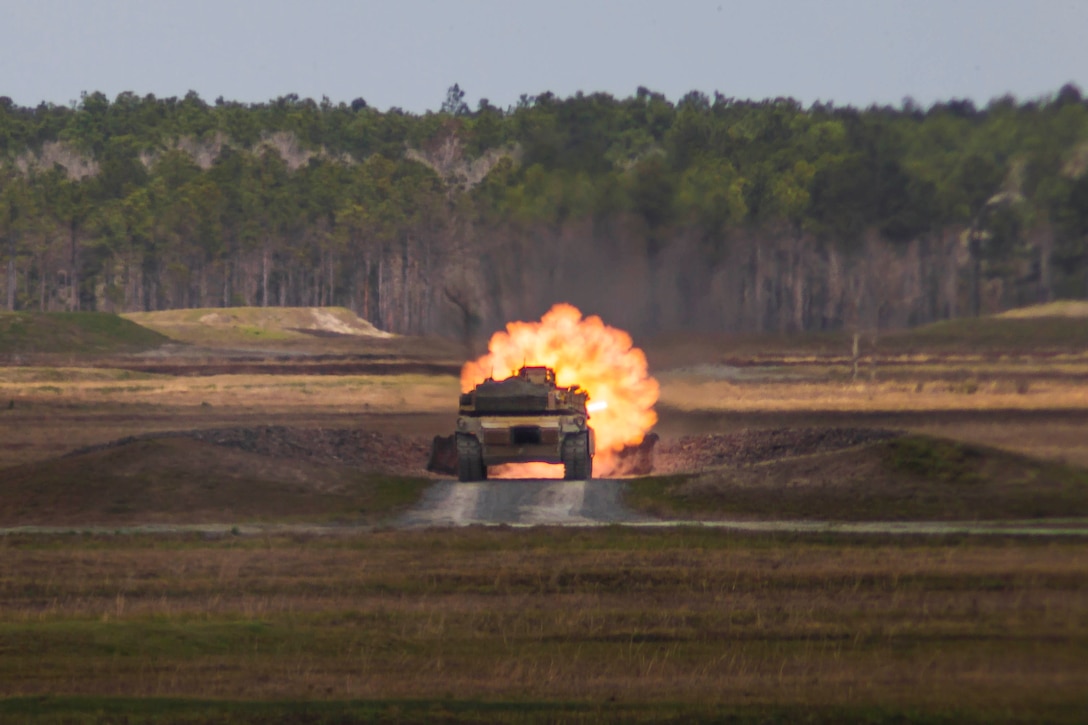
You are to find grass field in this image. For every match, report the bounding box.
[121,306,392,347]
[1,529,1086,723]
[0,312,170,356]
[2,306,1088,722]
[0,436,431,527]
[627,435,1088,521]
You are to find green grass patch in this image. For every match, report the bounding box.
[355,475,433,518]
[121,306,386,347]
[0,437,432,526]
[87,385,160,394]
[997,300,1088,318]
[2,696,1078,724]
[0,367,161,383]
[0,525,1028,553]
[883,436,984,484]
[624,475,701,518]
[644,312,1088,369]
[624,435,1088,521]
[0,312,169,355]
[883,316,1088,353]
[234,324,293,340]
[1,531,1087,720]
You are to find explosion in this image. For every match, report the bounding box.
[462,303,659,477]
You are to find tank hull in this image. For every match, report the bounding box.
[458,415,595,466]
[449,366,596,481]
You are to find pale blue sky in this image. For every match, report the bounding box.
[3,0,1086,111]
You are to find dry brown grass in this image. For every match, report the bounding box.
[3,358,1088,470]
[997,300,1088,318]
[0,371,458,470]
[631,434,1088,521]
[659,377,1088,413]
[120,306,393,346]
[0,437,430,526]
[0,370,458,411]
[653,374,1088,467]
[2,332,1087,720]
[1,529,1086,712]
[913,418,1088,469]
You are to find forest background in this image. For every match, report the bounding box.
[2,83,1088,343]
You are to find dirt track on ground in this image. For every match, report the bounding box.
[653,427,900,473]
[64,425,437,478]
[102,358,462,377]
[64,424,902,480]
[6,480,1088,537]
[17,423,1078,536]
[395,479,1088,535]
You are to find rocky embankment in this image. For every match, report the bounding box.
[67,425,900,478]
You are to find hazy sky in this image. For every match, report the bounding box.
[3,0,1087,112]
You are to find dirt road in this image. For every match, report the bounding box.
[398,479,654,527]
[397,479,1088,536]
[3,478,1087,536]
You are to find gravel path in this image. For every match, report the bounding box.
[4,478,1087,537]
[654,427,900,473]
[64,425,436,478]
[394,479,1088,536]
[399,480,655,527]
[13,425,1083,537]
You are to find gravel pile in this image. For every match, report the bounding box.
[66,426,900,479]
[186,427,434,477]
[66,426,435,478]
[654,428,900,474]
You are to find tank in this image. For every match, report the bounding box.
[454,366,595,482]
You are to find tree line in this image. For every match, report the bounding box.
[1,84,1087,341]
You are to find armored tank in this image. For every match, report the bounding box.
[454,366,595,482]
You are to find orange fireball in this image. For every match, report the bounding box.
[462,303,659,477]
